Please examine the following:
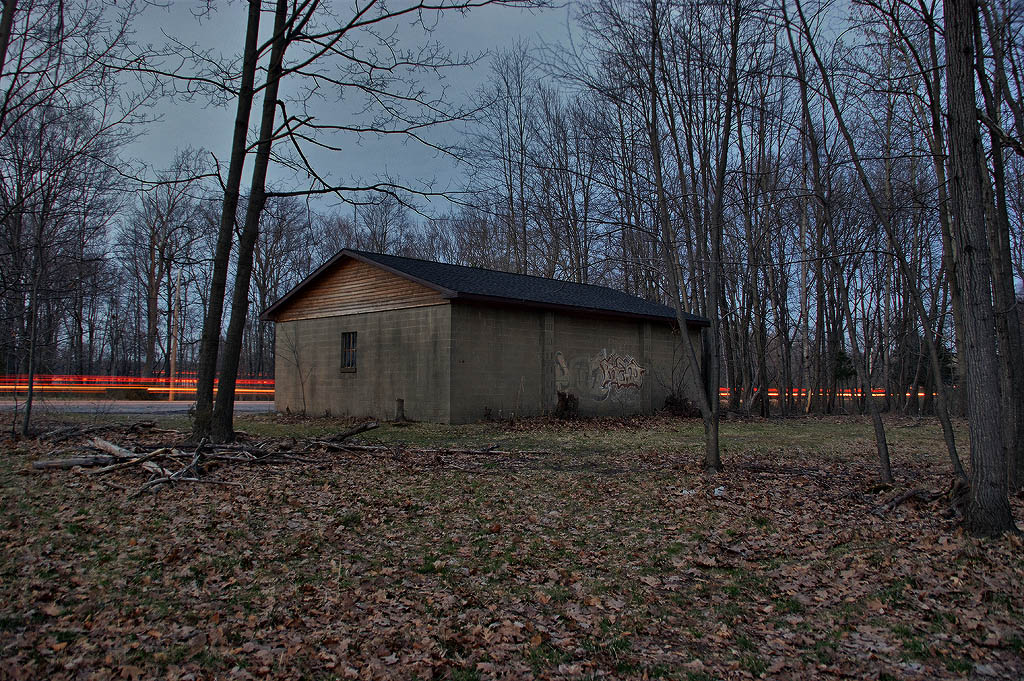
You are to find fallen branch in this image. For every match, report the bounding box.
[87,448,171,476]
[97,480,128,491]
[333,421,379,441]
[33,455,116,470]
[200,452,315,464]
[40,421,158,443]
[89,438,136,459]
[305,422,379,450]
[179,439,207,479]
[311,440,350,452]
[134,476,243,496]
[872,487,946,515]
[39,425,90,442]
[90,437,174,476]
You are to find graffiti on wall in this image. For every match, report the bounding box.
[555,349,646,402]
[595,350,646,393]
[555,352,571,393]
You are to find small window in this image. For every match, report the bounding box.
[341,332,357,372]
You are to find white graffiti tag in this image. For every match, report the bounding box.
[593,350,646,396]
[554,349,647,402]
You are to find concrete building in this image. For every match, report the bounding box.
[261,250,709,423]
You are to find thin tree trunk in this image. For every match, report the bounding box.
[700,0,741,471]
[0,0,18,133]
[648,0,714,464]
[192,0,262,441]
[210,0,289,443]
[143,257,158,378]
[20,235,42,437]
[839,280,893,482]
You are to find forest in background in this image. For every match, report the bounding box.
[3,0,1022,422]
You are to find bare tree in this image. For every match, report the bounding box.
[185,0,547,442]
[0,105,124,435]
[944,0,1017,535]
[117,151,205,378]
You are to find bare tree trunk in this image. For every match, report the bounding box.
[980,147,1024,490]
[210,0,288,443]
[0,0,18,133]
[192,0,262,441]
[143,256,158,377]
[838,279,893,482]
[698,0,741,470]
[19,249,41,437]
[945,0,1016,536]
[646,0,731,472]
[972,14,1024,490]
[798,180,810,413]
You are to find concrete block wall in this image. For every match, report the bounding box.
[647,325,699,404]
[550,314,664,417]
[274,304,452,422]
[273,300,703,424]
[449,302,700,422]
[449,304,545,422]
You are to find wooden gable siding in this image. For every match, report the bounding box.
[275,258,447,322]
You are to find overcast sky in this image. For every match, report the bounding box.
[128,1,573,214]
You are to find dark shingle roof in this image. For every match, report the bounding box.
[264,249,709,326]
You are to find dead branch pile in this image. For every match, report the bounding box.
[30,421,383,496]
[33,437,291,496]
[32,419,385,493]
[30,420,567,493]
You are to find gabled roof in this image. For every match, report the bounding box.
[262,249,709,326]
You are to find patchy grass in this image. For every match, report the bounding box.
[0,414,1022,680]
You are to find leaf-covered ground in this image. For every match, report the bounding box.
[1,415,1022,680]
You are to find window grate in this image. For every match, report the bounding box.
[341,331,357,371]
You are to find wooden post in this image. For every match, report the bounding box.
[395,398,406,422]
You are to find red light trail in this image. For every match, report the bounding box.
[0,374,273,397]
[0,375,932,400]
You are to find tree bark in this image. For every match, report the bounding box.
[944,0,1016,536]
[971,11,1024,490]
